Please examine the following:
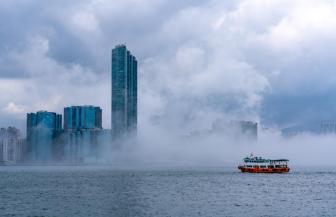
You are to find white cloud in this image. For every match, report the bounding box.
[0,35,110,126]
[255,0,336,53]
[3,102,26,114]
[71,12,99,32]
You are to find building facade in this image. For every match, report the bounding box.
[111,44,137,137]
[0,127,24,164]
[64,106,102,130]
[26,111,62,161]
[63,106,102,162]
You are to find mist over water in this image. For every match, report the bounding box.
[1,0,335,169]
[96,126,336,168]
[1,1,336,216]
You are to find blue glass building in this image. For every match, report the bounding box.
[64,106,102,130]
[111,44,137,137]
[26,111,62,161]
[63,106,102,162]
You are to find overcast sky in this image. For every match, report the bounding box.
[1,0,336,133]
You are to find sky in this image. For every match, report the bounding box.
[1,0,336,134]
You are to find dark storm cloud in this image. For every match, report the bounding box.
[0,0,214,77]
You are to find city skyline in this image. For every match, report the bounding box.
[0,0,336,166]
[25,105,104,162]
[1,1,336,216]
[16,43,139,163]
[2,0,336,133]
[20,44,138,134]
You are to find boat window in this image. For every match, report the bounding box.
[260,165,267,168]
[247,165,252,168]
[268,165,274,168]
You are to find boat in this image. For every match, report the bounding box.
[238,154,290,173]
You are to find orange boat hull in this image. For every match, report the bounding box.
[238,166,290,173]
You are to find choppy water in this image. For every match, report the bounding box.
[0,166,336,217]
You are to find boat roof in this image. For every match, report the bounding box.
[244,157,289,163]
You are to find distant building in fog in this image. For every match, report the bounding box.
[62,106,103,162]
[281,120,336,137]
[320,120,336,134]
[211,119,258,140]
[186,119,258,140]
[26,111,62,161]
[111,44,137,137]
[235,121,258,140]
[0,127,24,164]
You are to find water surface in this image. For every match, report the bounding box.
[0,166,335,217]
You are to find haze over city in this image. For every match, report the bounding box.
[1,0,336,166]
[2,1,336,217]
[1,0,335,129]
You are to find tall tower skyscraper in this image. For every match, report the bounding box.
[111,44,137,137]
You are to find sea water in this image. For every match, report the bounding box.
[0,166,335,217]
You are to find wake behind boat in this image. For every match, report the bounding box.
[238,154,290,173]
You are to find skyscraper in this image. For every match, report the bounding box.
[26,111,62,161]
[111,44,137,137]
[63,106,102,162]
[64,106,102,130]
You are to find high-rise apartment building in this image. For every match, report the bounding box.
[26,111,62,161]
[0,127,24,164]
[64,106,102,130]
[111,44,137,137]
[63,106,102,162]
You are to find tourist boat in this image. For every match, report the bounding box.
[238,154,290,173]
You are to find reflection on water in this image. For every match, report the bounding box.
[1,166,336,217]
